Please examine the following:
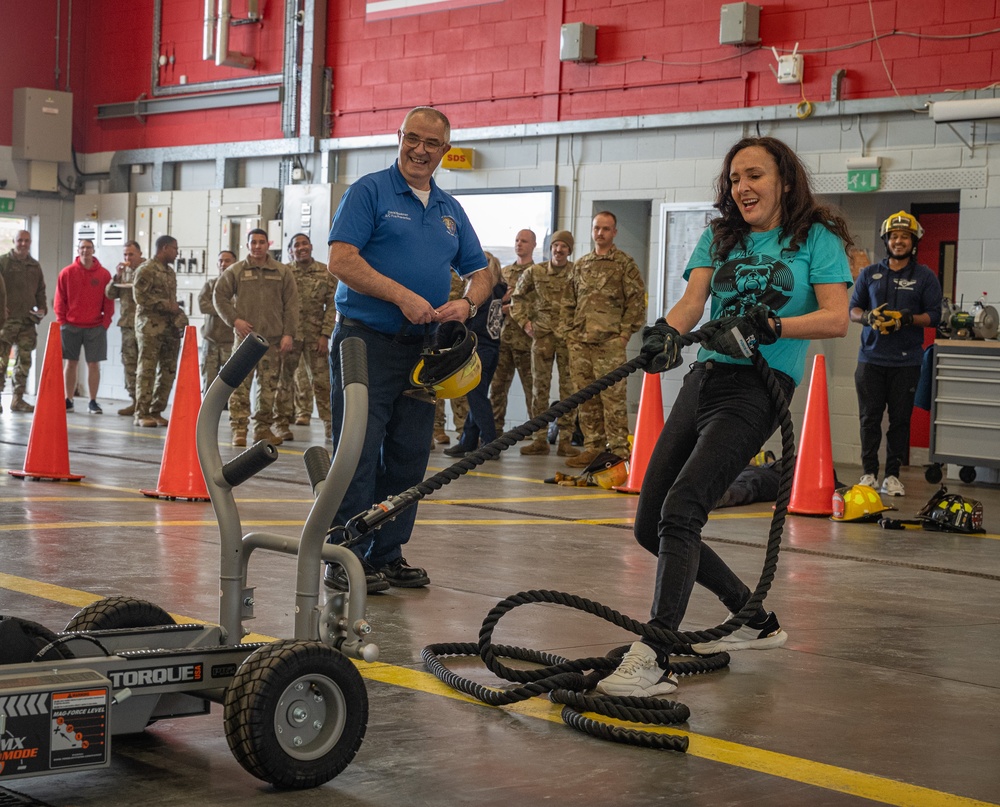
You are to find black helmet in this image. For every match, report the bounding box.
[916,486,985,534]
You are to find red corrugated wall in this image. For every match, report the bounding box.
[4,0,999,153]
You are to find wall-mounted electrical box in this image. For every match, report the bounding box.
[719,3,760,46]
[12,88,73,163]
[560,22,597,63]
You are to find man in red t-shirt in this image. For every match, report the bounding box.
[54,239,114,414]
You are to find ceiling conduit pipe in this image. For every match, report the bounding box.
[203,0,216,61]
[216,0,255,70]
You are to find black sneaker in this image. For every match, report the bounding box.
[378,557,430,588]
[323,562,389,594]
[443,443,472,458]
[66,398,74,412]
[88,399,103,415]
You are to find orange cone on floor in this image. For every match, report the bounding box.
[9,322,84,482]
[140,326,210,501]
[614,371,665,494]
[788,354,836,516]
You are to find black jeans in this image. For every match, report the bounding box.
[456,341,500,450]
[634,362,794,645]
[854,361,921,479]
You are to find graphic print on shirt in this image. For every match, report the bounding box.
[713,253,794,315]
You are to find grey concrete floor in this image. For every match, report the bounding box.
[1,396,999,807]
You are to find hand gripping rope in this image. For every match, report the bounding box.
[339,320,797,752]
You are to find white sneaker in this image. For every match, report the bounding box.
[859,473,877,488]
[595,641,678,697]
[691,612,788,654]
[881,475,905,497]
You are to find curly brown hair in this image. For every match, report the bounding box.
[709,136,853,262]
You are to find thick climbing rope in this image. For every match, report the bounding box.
[345,322,798,750]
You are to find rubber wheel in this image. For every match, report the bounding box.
[65,596,175,632]
[223,640,367,789]
[0,616,74,664]
[924,464,943,484]
[959,466,977,484]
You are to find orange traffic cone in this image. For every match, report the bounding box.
[614,371,664,494]
[9,322,84,481]
[788,354,836,516]
[140,326,210,501]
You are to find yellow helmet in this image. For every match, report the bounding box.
[410,323,482,400]
[584,452,629,490]
[831,484,893,522]
[880,210,924,241]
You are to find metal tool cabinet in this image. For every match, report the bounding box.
[928,340,1000,483]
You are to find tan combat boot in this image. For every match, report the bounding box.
[118,401,135,416]
[520,441,550,455]
[565,448,601,469]
[274,423,295,442]
[433,428,450,445]
[255,427,283,446]
[232,430,247,447]
[10,395,34,413]
[557,439,580,457]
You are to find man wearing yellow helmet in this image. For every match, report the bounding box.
[849,210,942,498]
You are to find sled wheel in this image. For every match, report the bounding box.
[224,640,367,789]
[0,616,75,664]
[924,464,943,484]
[65,596,175,632]
[959,466,977,484]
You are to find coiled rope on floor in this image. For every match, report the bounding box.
[346,322,797,751]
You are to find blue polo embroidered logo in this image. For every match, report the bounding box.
[441,216,458,237]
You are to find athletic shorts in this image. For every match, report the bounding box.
[61,324,108,362]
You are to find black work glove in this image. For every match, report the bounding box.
[898,309,914,327]
[640,318,683,373]
[704,305,778,358]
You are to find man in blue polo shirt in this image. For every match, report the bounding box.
[326,106,491,593]
[850,210,941,498]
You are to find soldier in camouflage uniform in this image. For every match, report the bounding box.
[105,240,143,416]
[0,230,47,414]
[489,229,536,434]
[213,228,298,447]
[274,233,337,441]
[198,250,237,393]
[293,355,314,424]
[562,212,646,467]
[432,269,469,445]
[510,230,579,457]
[133,235,187,428]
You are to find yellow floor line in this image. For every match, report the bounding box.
[0,570,993,807]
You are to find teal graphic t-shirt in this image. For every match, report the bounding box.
[685,223,852,385]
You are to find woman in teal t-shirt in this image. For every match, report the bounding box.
[597,136,854,699]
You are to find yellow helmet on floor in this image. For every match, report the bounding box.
[584,452,629,490]
[410,322,482,400]
[831,484,893,522]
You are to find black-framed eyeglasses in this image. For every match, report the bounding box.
[399,130,448,153]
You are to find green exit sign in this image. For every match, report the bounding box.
[0,197,15,214]
[846,169,880,193]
